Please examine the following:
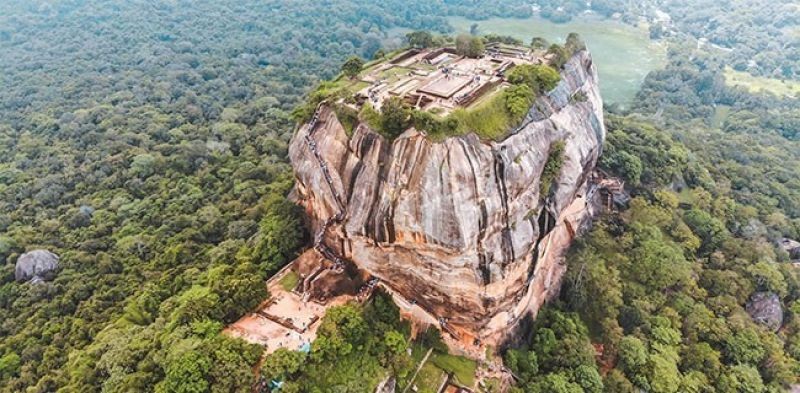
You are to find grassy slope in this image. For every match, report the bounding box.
[724,66,800,98]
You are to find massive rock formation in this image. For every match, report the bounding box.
[289,50,605,345]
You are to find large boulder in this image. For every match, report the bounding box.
[745,292,783,332]
[779,238,800,259]
[14,249,60,283]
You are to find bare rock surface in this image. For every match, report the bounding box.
[746,291,783,332]
[289,51,605,340]
[15,249,60,283]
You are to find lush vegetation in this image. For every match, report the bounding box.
[299,34,569,142]
[1,0,799,392]
[507,114,800,392]
[539,141,566,198]
[259,291,415,392]
[505,0,799,83]
[498,1,800,391]
[420,58,563,141]
[0,2,565,390]
[0,1,455,391]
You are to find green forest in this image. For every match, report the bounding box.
[1,0,799,392]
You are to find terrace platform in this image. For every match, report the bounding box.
[224,250,368,354]
[349,43,544,117]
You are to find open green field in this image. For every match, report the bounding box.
[397,342,478,392]
[429,353,477,386]
[724,66,800,98]
[415,362,447,393]
[448,15,667,107]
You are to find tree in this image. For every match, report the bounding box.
[155,349,211,393]
[683,209,728,255]
[547,44,570,69]
[679,371,709,393]
[504,348,539,382]
[573,365,603,393]
[419,327,448,353]
[716,365,765,393]
[565,33,587,54]
[723,328,766,365]
[207,262,267,323]
[567,256,623,328]
[254,194,306,273]
[312,304,367,360]
[0,352,20,380]
[406,31,433,49]
[382,330,411,378]
[604,369,636,393]
[607,151,643,185]
[529,373,585,393]
[169,286,221,327]
[532,310,596,372]
[530,37,549,50]
[680,342,722,379]
[627,223,691,291]
[378,96,410,139]
[745,261,788,297]
[340,56,364,79]
[506,64,561,94]
[647,353,682,393]
[130,153,159,178]
[503,84,535,119]
[455,34,485,58]
[204,336,262,392]
[540,141,566,197]
[617,336,648,382]
[261,349,306,382]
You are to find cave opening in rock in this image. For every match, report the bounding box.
[537,208,556,242]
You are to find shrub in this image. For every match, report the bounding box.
[378,96,411,139]
[507,64,561,94]
[540,141,566,197]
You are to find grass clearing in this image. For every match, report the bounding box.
[378,66,413,83]
[278,270,300,292]
[429,353,477,387]
[449,93,512,141]
[724,66,800,98]
[711,104,731,128]
[347,81,370,93]
[396,344,431,390]
[414,362,447,393]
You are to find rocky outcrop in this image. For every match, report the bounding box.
[746,292,783,332]
[15,249,60,283]
[289,51,605,344]
[779,238,800,260]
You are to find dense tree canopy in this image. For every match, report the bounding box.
[0,0,798,391]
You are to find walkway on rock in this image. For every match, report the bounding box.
[302,103,348,278]
[301,104,462,344]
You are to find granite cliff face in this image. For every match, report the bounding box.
[289,50,605,344]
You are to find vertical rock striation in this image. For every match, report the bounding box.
[289,50,605,344]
